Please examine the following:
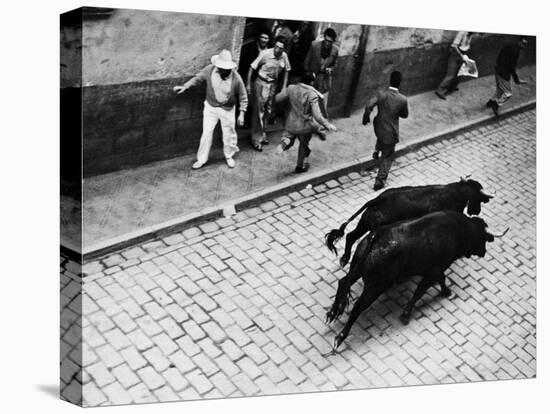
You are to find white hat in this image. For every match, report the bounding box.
[211,49,237,69]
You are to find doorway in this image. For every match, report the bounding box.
[237,18,319,135]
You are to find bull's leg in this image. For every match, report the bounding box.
[326,270,362,323]
[333,283,388,351]
[399,276,436,325]
[340,220,369,267]
[438,275,453,298]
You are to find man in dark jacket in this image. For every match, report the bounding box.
[363,71,409,190]
[487,37,529,115]
[304,28,339,110]
[238,29,270,80]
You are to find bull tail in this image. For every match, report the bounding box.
[327,231,378,323]
[324,198,375,255]
[325,224,348,255]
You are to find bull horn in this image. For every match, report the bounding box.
[488,227,509,238]
[460,174,472,182]
[480,189,495,199]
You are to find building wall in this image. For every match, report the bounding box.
[352,27,536,110]
[80,9,245,86]
[61,7,246,177]
[319,23,364,117]
[61,9,83,250]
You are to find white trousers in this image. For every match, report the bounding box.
[196,101,239,164]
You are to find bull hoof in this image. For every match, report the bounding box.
[333,333,345,351]
[399,313,411,325]
[440,288,454,298]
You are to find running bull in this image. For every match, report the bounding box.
[326,210,507,351]
[325,178,494,267]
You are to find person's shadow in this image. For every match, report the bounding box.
[36,384,58,399]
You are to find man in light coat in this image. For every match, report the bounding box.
[276,73,336,173]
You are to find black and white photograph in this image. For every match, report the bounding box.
[56,2,541,408]
[1,1,544,413]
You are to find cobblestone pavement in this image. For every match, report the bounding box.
[61,110,536,406]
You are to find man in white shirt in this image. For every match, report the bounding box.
[246,36,291,151]
[435,31,475,100]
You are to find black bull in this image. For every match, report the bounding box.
[325,179,493,267]
[326,210,507,351]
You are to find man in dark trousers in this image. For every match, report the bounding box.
[363,71,409,190]
[487,37,529,116]
[275,73,336,173]
[435,31,475,99]
[304,27,339,110]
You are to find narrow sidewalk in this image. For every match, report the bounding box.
[70,65,536,254]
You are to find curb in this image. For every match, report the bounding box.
[73,99,535,261]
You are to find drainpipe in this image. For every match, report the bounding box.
[343,25,369,117]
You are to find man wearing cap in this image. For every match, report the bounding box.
[246,36,291,151]
[173,49,247,169]
[304,27,339,110]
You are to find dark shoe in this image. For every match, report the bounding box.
[486,100,493,108]
[435,90,446,100]
[446,87,459,94]
[261,139,269,145]
[373,181,384,191]
[489,100,499,116]
[372,151,380,160]
[252,143,263,152]
[295,163,310,173]
[317,130,327,141]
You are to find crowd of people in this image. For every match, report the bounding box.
[173,27,529,191]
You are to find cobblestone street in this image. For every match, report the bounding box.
[61,110,536,407]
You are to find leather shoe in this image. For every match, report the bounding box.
[435,90,446,100]
[295,163,310,173]
[488,100,499,116]
[252,143,263,152]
